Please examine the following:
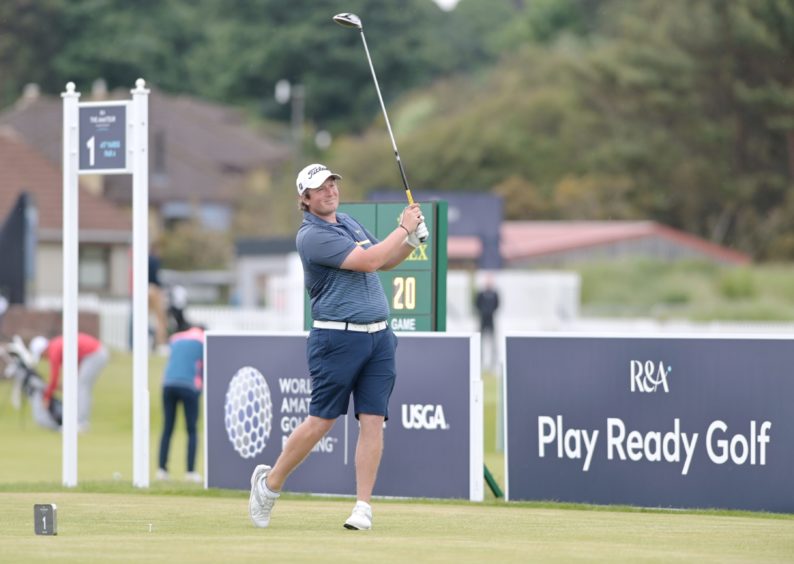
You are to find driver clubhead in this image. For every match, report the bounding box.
[333,12,362,29]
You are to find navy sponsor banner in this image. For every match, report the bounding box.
[504,334,794,512]
[204,332,482,500]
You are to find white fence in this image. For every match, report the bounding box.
[32,269,794,353]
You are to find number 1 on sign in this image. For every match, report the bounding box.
[86,135,95,166]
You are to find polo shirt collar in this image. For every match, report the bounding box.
[303,210,348,227]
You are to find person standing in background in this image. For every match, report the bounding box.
[30,332,109,432]
[475,273,500,373]
[149,241,168,351]
[157,326,205,483]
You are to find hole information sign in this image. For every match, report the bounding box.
[78,102,129,173]
[303,200,447,332]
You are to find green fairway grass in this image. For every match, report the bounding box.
[1,352,792,562]
[2,492,793,563]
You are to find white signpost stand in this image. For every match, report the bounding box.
[61,79,150,487]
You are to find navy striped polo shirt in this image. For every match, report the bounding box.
[296,211,390,323]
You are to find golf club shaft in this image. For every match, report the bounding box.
[358,29,415,205]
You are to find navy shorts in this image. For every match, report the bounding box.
[306,327,397,420]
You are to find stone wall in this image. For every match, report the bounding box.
[0,306,100,342]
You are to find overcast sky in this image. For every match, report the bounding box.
[433,0,460,11]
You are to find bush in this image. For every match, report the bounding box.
[717,269,756,300]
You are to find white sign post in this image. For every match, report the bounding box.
[61,79,150,487]
[61,83,80,487]
[130,79,150,488]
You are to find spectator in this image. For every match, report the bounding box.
[30,332,109,432]
[475,273,500,372]
[149,241,168,350]
[157,326,205,483]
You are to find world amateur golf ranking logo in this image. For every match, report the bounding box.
[224,366,273,458]
[630,360,671,393]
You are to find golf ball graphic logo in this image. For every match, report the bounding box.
[224,366,273,458]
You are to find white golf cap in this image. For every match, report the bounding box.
[296,163,342,196]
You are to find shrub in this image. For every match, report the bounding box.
[717,269,756,300]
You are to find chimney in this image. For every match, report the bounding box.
[91,78,108,100]
[15,83,40,109]
[22,83,40,99]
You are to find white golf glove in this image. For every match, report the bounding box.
[405,231,421,248]
[415,220,429,243]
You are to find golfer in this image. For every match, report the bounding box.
[249,163,426,530]
[30,332,109,432]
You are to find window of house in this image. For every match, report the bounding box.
[79,245,110,292]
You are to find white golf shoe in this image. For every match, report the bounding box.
[249,464,279,528]
[343,501,373,530]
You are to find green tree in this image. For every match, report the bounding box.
[2,0,457,131]
[0,0,70,106]
[332,0,794,260]
[160,220,231,270]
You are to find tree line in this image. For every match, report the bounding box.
[3,0,794,259]
[332,0,794,260]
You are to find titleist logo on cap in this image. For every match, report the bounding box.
[307,165,328,178]
[297,163,341,195]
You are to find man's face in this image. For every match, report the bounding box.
[304,176,339,217]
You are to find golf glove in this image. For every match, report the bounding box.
[415,220,429,243]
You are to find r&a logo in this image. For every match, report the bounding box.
[630,360,671,393]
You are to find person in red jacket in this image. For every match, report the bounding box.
[30,333,109,432]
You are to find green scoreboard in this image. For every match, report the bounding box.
[303,201,447,332]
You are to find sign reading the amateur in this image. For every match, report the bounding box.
[504,335,794,513]
[78,103,129,173]
[34,504,57,535]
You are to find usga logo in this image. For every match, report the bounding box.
[401,403,450,430]
[630,360,671,393]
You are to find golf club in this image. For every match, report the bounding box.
[333,12,428,243]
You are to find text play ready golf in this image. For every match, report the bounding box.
[537,416,772,475]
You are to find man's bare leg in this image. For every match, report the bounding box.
[354,414,385,503]
[266,415,335,491]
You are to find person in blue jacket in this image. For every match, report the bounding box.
[156,326,205,483]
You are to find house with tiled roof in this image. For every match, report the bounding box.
[0,127,132,298]
[448,220,750,267]
[0,82,291,238]
[371,192,749,268]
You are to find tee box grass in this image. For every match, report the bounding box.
[0,351,792,563]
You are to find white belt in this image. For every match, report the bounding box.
[313,320,388,333]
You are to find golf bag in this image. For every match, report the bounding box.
[1,336,62,430]
[168,284,192,334]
